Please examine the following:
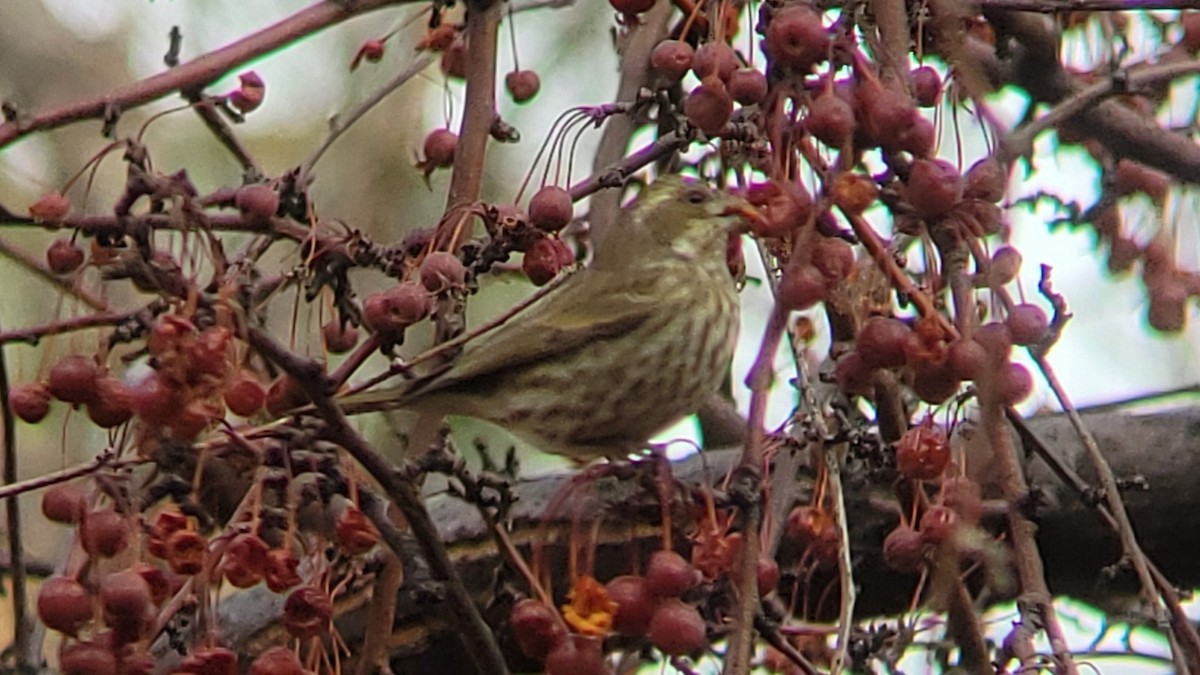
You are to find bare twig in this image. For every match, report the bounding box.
[0,317,32,668]
[981,0,1200,10]
[446,0,503,211]
[0,237,108,311]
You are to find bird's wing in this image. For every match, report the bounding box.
[408,266,670,396]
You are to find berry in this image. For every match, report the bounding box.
[691,41,737,82]
[83,506,130,554]
[265,548,302,592]
[964,157,1007,203]
[1148,278,1188,333]
[856,316,910,369]
[905,159,962,219]
[650,40,694,82]
[947,338,987,381]
[284,586,332,640]
[10,381,51,423]
[764,5,829,72]
[647,599,707,655]
[59,641,117,675]
[858,83,915,147]
[882,525,924,573]
[419,251,467,291]
[1006,303,1049,346]
[179,648,238,675]
[895,422,950,480]
[894,115,936,157]
[129,371,179,426]
[523,237,566,286]
[265,376,308,417]
[805,92,855,148]
[48,354,101,405]
[99,569,152,622]
[505,69,541,103]
[910,358,961,404]
[777,263,827,311]
[249,648,306,675]
[910,66,942,107]
[165,529,207,574]
[363,283,429,340]
[645,550,701,598]
[47,239,86,274]
[422,129,458,168]
[833,350,874,396]
[29,192,70,222]
[322,320,359,353]
[997,361,1034,404]
[610,0,655,13]
[544,636,608,675]
[812,237,855,283]
[919,505,959,545]
[223,533,270,588]
[86,377,133,428]
[785,505,838,564]
[335,504,379,555]
[829,172,877,214]
[168,399,220,439]
[529,186,573,232]
[743,179,813,238]
[38,576,94,635]
[988,246,1022,286]
[439,39,467,79]
[606,575,656,636]
[235,184,279,223]
[727,67,768,105]
[229,71,264,113]
[684,78,733,135]
[43,483,87,524]
[224,371,267,417]
[510,599,568,660]
[973,321,1013,361]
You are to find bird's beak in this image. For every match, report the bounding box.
[721,202,766,234]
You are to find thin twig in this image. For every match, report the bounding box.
[0,238,108,311]
[0,306,149,345]
[980,0,1200,11]
[183,92,262,174]
[0,317,32,668]
[446,0,503,211]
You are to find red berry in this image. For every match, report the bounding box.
[1006,303,1049,346]
[165,529,208,574]
[129,371,179,425]
[1148,278,1188,333]
[764,5,829,72]
[905,159,963,219]
[1182,12,1200,52]
[43,483,87,524]
[743,179,813,238]
[910,357,961,404]
[168,399,220,439]
[352,39,385,69]
[919,505,959,545]
[223,533,270,589]
[99,569,152,622]
[544,635,609,675]
[529,186,573,232]
[829,172,877,215]
[650,40,694,82]
[229,72,265,113]
[422,129,457,168]
[29,192,70,222]
[964,157,1008,203]
[833,351,874,396]
[59,641,116,675]
[857,316,911,369]
[728,67,768,105]
[224,371,267,417]
[10,381,51,423]
[997,361,1034,404]
[38,576,94,635]
[606,575,656,636]
[510,598,568,660]
[910,66,942,107]
[894,114,936,157]
[179,648,238,675]
[777,263,827,311]
[645,550,701,598]
[265,376,309,417]
[86,377,133,428]
[646,599,707,655]
[691,41,738,82]
[684,78,733,136]
[419,251,467,291]
[235,184,279,223]
[755,556,781,597]
[882,525,924,573]
[249,648,306,675]
[609,0,655,14]
[805,92,855,148]
[973,321,1013,361]
[265,548,303,593]
[322,320,359,353]
[48,355,101,405]
[335,504,379,555]
[858,82,915,147]
[505,69,541,103]
[785,505,838,564]
[988,246,1022,286]
[812,237,856,284]
[895,422,950,481]
[523,237,565,286]
[284,586,332,640]
[947,338,988,381]
[47,239,86,274]
[363,283,429,340]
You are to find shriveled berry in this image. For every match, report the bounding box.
[229,72,265,113]
[86,377,133,428]
[830,172,877,214]
[834,350,874,396]
[224,370,267,417]
[905,159,962,218]
[684,77,733,135]
[812,237,855,283]
[38,576,94,635]
[235,184,279,223]
[132,562,171,605]
[265,376,308,417]
[265,548,303,592]
[249,648,306,675]
[420,251,466,291]
[82,509,129,558]
[439,39,467,79]
[728,67,768,105]
[43,483,87,524]
[805,93,855,148]
[895,422,950,480]
[882,525,924,573]
[743,179,813,238]
[777,263,827,311]
[529,186,573,232]
[48,354,100,405]
[29,192,70,222]
[606,575,656,636]
[165,529,207,574]
[47,239,86,274]
[785,505,838,564]
[1006,303,1049,346]
[284,586,332,640]
[523,237,565,286]
[363,283,429,340]
[647,599,707,655]
[336,504,379,555]
[964,157,1007,202]
[322,320,359,353]
[10,381,51,423]
[857,316,910,369]
[910,357,961,404]
[691,41,738,82]
[510,598,568,660]
[650,40,694,82]
[997,361,1034,404]
[352,39,385,69]
[505,69,541,103]
[544,635,608,675]
[168,398,221,439]
[223,533,270,588]
[59,640,117,675]
[1148,278,1188,333]
[764,5,829,72]
[645,550,700,598]
[179,648,238,675]
[422,129,458,168]
[910,66,942,107]
[919,505,959,545]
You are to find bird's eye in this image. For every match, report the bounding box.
[683,187,710,204]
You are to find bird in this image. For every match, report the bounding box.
[337,175,755,461]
